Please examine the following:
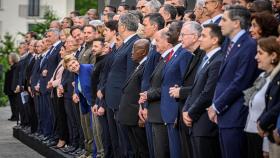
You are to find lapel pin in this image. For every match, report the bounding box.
[237,44,241,47]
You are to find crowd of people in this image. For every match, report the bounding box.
[3,0,280,158]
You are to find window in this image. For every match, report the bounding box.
[28,0,40,16]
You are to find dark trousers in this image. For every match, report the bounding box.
[246,132,263,158]
[17,94,30,126]
[151,124,169,158]
[34,95,43,134]
[39,94,53,136]
[28,97,38,133]
[106,108,120,158]
[219,128,247,158]
[179,115,192,158]
[55,97,68,141]
[8,95,18,119]
[64,98,80,147]
[190,135,221,158]
[145,122,155,158]
[74,102,84,148]
[126,125,149,158]
[98,114,113,158]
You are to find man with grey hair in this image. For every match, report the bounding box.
[49,20,61,30]
[169,21,205,158]
[142,0,162,16]
[78,16,89,28]
[87,9,99,20]
[105,13,140,158]
[194,0,211,24]
[38,28,63,146]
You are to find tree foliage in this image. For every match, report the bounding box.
[75,0,98,15]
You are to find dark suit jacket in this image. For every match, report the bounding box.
[259,70,280,132]
[147,58,166,123]
[160,47,193,123]
[105,34,140,110]
[141,44,161,92]
[91,54,107,105]
[4,64,17,95]
[214,32,260,128]
[39,42,63,94]
[74,64,94,114]
[179,48,205,106]
[17,53,33,90]
[118,62,145,125]
[25,55,36,90]
[61,69,74,99]
[184,50,223,137]
[30,56,42,90]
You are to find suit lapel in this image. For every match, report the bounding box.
[123,62,145,89]
[184,48,204,80]
[193,50,221,85]
[219,33,248,75]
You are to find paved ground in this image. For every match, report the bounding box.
[0,105,44,158]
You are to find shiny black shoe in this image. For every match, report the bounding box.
[46,140,58,147]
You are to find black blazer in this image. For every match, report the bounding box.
[91,54,107,105]
[184,50,223,137]
[118,62,145,125]
[146,58,166,123]
[259,69,280,132]
[179,48,205,104]
[4,64,17,95]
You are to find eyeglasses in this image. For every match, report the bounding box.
[204,0,217,6]
[180,33,195,37]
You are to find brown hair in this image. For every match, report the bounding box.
[251,12,279,38]
[63,54,77,68]
[258,36,280,65]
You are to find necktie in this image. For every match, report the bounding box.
[197,55,208,74]
[225,41,234,60]
[166,49,174,62]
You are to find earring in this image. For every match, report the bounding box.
[271,59,276,64]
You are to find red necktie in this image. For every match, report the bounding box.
[166,49,174,62]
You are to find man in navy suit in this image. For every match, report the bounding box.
[183,24,224,158]
[208,5,259,158]
[160,21,193,158]
[138,13,165,158]
[105,13,140,158]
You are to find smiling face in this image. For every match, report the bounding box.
[67,59,80,73]
[255,46,277,72]
[72,29,84,45]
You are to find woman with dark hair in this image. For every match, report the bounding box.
[249,12,279,40]
[244,36,280,158]
[4,53,20,121]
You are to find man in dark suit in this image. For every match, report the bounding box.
[158,21,193,158]
[94,20,119,158]
[183,24,224,158]
[138,13,165,158]
[169,21,205,158]
[118,39,150,158]
[208,6,259,158]
[105,13,140,158]
[203,0,223,24]
[38,29,62,143]
[139,29,174,158]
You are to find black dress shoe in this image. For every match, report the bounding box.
[46,140,58,147]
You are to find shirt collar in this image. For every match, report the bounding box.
[162,47,173,58]
[110,42,115,48]
[124,34,136,44]
[231,29,246,44]
[151,39,156,45]
[172,43,182,53]
[211,14,222,23]
[53,40,61,47]
[205,47,221,59]
[139,56,147,65]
